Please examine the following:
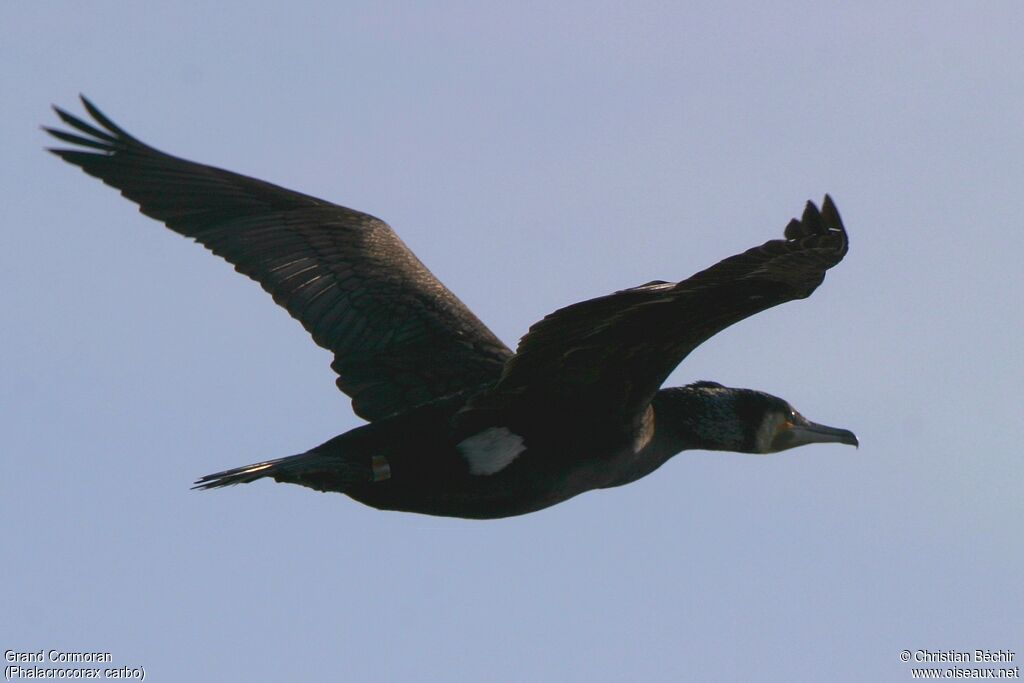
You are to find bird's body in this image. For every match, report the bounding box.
[47,97,858,519]
[197,389,650,519]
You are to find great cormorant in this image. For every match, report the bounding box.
[46,97,857,519]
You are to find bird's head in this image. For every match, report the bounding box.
[747,391,859,453]
[655,382,858,454]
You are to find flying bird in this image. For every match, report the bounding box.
[46,96,857,519]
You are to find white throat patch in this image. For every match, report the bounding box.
[755,412,785,454]
[457,427,526,476]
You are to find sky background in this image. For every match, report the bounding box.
[3,2,1022,681]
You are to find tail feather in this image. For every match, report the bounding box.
[193,457,292,489]
[193,452,372,492]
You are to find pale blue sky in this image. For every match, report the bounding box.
[3,2,1022,681]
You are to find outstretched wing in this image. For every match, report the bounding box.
[46,96,512,422]
[491,197,848,428]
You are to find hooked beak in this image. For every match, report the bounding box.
[771,419,859,452]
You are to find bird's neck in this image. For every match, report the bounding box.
[653,384,754,453]
[602,384,749,489]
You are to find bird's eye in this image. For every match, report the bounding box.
[788,410,798,422]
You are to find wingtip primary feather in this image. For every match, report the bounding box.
[50,104,121,145]
[43,126,114,152]
[784,195,844,242]
[820,194,843,232]
[79,94,135,141]
[800,199,826,234]
[783,217,803,240]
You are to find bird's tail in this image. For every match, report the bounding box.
[193,451,376,492]
[193,456,293,489]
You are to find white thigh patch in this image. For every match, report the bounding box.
[457,427,526,476]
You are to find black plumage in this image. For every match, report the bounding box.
[47,97,857,519]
